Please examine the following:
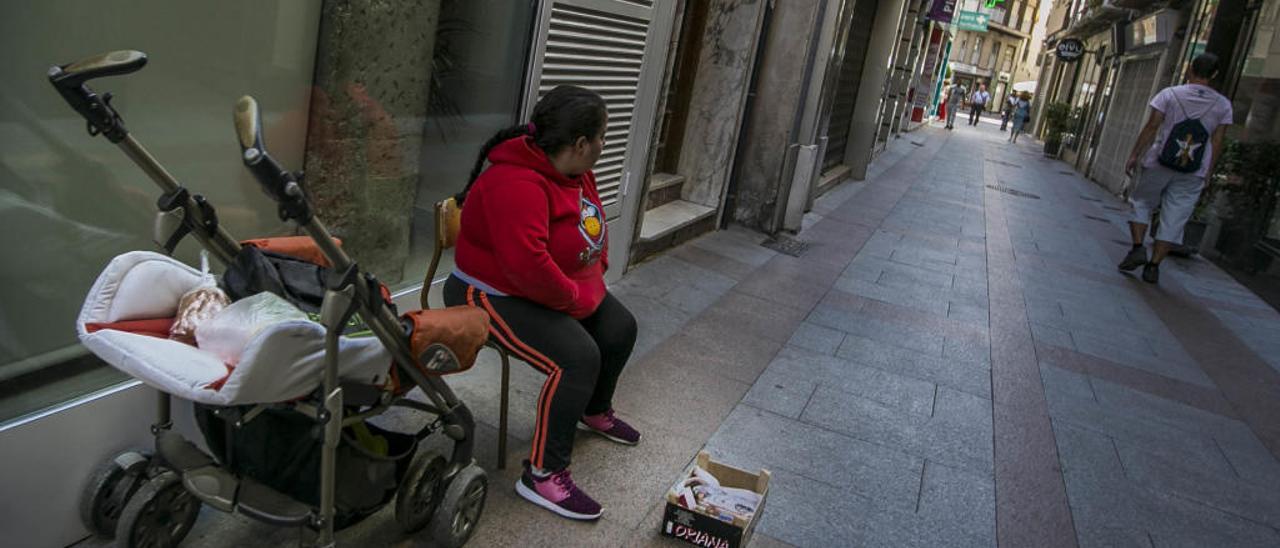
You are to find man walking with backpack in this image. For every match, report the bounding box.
[1118,53,1233,283]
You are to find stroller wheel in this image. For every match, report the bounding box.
[395,449,447,533]
[116,471,201,548]
[428,464,488,548]
[80,449,151,538]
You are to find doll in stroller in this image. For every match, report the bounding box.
[51,51,491,548]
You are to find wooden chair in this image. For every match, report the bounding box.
[421,197,512,470]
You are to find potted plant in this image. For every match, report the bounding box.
[1042,102,1073,157]
[1170,185,1218,257]
[1212,139,1280,269]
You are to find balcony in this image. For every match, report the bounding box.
[1065,0,1131,38]
[986,5,1031,38]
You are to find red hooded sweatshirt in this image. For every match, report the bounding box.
[454,136,609,319]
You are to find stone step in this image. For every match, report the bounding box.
[638,199,715,242]
[646,172,686,210]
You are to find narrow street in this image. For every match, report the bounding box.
[116,118,1280,547]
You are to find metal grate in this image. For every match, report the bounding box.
[985,184,1040,199]
[761,235,809,257]
[539,2,651,210]
[617,0,654,7]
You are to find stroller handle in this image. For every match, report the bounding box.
[232,96,313,224]
[233,96,262,151]
[48,50,148,144]
[60,50,148,82]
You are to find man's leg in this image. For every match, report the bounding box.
[1128,220,1149,245]
[1145,174,1206,283]
[1120,168,1166,272]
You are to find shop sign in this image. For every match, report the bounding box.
[956,11,989,32]
[1056,38,1086,62]
[926,0,958,23]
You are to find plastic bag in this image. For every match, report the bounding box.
[196,291,308,365]
[170,251,230,345]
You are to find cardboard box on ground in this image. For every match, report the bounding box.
[661,451,771,548]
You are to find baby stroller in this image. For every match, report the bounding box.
[51,51,490,547]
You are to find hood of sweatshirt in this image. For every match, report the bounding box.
[486,135,583,188]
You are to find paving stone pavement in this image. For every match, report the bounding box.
[76,119,1280,547]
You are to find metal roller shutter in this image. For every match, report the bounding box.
[526,0,654,217]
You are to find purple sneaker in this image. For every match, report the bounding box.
[578,409,641,445]
[514,461,603,520]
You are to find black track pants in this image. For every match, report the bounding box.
[443,275,637,471]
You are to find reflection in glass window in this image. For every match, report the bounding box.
[1233,0,1280,239]
[404,0,536,298]
[0,1,321,423]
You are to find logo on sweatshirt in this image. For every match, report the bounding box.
[578,197,605,265]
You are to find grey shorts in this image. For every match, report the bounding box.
[1129,166,1205,244]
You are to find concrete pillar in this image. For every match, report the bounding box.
[727,0,825,232]
[844,0,907,180]
[303,0,440,285]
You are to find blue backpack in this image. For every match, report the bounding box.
[1157,91,1212,173]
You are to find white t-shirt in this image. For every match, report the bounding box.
[1142,83,1233,178]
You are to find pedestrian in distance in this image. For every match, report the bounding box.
[1008,92,1032,144]
[447,85,642,521]
[946,80,967,130]
[1118,53,1233,284]
[1000,91,1019,131]
[969,82,990,126]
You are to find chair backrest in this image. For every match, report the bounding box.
[421,196,462,309]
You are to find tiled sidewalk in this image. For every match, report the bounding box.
[82,120,1280,547]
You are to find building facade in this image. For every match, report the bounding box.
[1035,0,1280,306]
[947,0,1044,109]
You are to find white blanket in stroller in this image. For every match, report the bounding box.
[77,251,392,406]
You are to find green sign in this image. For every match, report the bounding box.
[984,0,1006,7]
[957,10,989,32]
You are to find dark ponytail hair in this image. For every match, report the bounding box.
[457,85,607,204]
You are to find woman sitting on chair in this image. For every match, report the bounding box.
[444,85,640,521]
